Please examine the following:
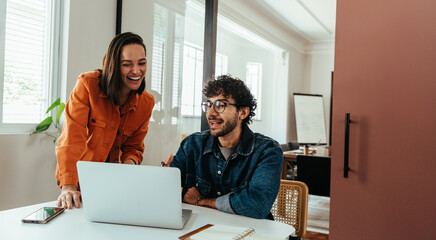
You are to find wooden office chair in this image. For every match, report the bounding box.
[271,180,309,239]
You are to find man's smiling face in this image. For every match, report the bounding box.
[206,94,240,137]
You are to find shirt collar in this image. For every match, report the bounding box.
[204,125,255,157]
[120,92,139,114]
[98,85,139,113]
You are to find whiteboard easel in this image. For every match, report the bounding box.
[293,93,327,145]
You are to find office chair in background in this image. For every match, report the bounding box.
[281,142,299,180]
[280,143,290,152]
[280,143,296,179]
[288,141,300,151]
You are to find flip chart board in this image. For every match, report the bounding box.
[293,93,327,145]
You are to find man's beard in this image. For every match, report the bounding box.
[209,113,238,137]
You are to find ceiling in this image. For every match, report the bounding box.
[252,0,337,43]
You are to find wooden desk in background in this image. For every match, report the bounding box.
[282,147,331,196]
[281,147,331,179]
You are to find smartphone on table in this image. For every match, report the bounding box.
[22,207,65,224]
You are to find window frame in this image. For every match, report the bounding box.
[0,0,62,134]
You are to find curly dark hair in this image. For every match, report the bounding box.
[203,74,257,126]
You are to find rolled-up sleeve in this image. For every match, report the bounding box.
[216,193,236,214]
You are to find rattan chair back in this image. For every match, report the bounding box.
[271,180,309,238]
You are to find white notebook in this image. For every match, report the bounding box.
[180,224,283,240]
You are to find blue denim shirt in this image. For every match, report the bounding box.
[170,125,283,219]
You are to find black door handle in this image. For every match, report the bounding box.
[344,113,351,178]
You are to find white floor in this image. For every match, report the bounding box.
[306,195,330,234]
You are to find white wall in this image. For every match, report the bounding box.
[306,51,335,143]
[0,134,57,210]
[286,51,308,142]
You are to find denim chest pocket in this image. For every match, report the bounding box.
[87,117,107,149]
[195,176,213,196]
[230,181,248,192]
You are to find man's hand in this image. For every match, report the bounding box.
[57,184,81,209]
[183,187,202,205]
[162,154,174,167]
[183,187,217,209]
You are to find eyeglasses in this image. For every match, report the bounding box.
[201,100,237,113]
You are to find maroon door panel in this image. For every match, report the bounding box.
[331,0,436,239]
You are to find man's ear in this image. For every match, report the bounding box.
[239,107,250,121]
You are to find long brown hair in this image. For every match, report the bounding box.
[100,32,146,105]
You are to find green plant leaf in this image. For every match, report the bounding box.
[56,103,65,124]
[31,116,53,135]
[46,98,60,114]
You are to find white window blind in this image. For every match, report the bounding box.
[0,0,58,131]
[151,3,184,125]
[151,4,168,113]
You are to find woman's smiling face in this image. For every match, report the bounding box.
[119,43,147,93]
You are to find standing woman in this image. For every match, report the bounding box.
[55,32,155,209]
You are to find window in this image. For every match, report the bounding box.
[152,2,228,120]
[215,53,228,76]
[180,43,203,117]
[180,43,228,117]
[246,62,262,120]
[0,0,60,132]
[151,3,185,125]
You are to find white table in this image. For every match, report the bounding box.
[0,201,294,239]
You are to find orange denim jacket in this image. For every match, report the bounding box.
[55,71,155,188]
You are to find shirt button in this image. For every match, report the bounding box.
[120,114,124,117]
[217,192,221,196]
[115,146,119,150]
[91,118,96,123]
[217,170,222,175]
[196,183,199,187]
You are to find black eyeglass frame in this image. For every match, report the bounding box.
[201,100,237,113]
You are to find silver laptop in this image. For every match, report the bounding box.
[76,161,192,229]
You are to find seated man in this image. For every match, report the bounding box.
[165,75,283,219]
